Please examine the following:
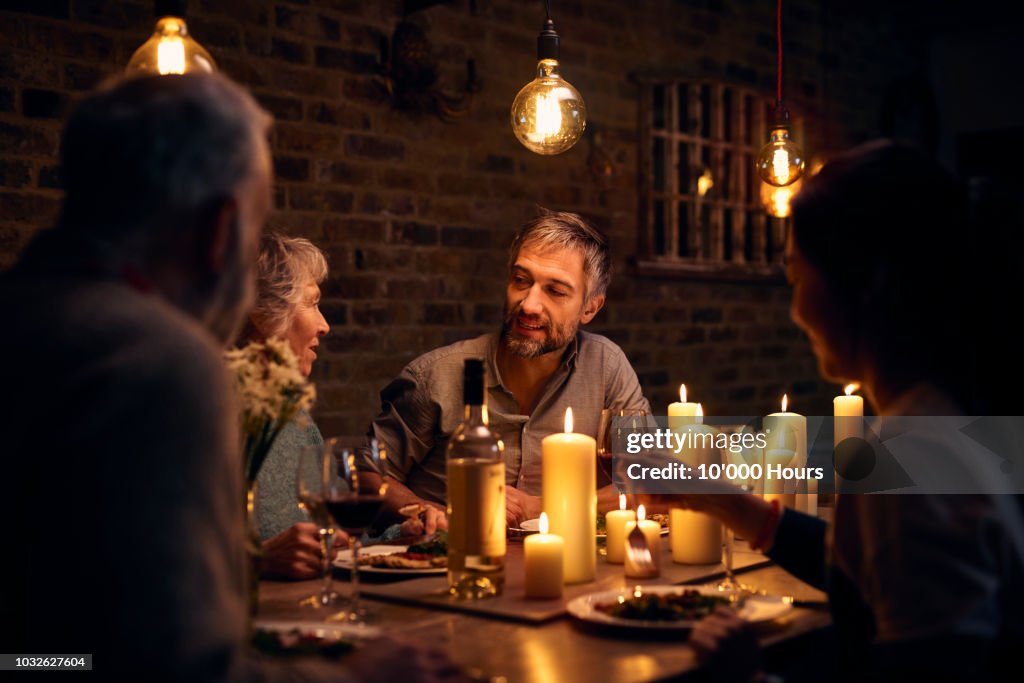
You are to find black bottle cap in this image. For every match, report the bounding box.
[463,359,485,405]
[155,0,187,19]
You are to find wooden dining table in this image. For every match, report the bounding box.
[256,535,830,683]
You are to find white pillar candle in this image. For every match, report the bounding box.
[524,512,564,599]
[834,383,864,497]
[541,408,597,584]
[763,425,797,509]
[604,494,635,564]
[624,505,661,578]
[668,383,700,432]
[670,508,722,565]
[669,404,722,564]
[764,394,807,506]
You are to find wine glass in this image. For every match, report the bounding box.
[324,438,387,624]
[296,443,340,608]
[716,426,757,598]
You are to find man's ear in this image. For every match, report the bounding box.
[580,294,606,324]
[204,195,240,273]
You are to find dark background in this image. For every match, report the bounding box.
[2,0,1021,433]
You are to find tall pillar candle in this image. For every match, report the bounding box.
[763,424,797,509]
[541,407,597,584]
[834,383,864,497]
[604,494,635,564]
[669,404,722,564]
[764,394,807,507]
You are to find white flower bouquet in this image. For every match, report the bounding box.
[224,338,316,485]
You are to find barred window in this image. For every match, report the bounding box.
[637,81,802,280]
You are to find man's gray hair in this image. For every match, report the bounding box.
[250,232,329,339]
[58,72,271,263]
[507,210,611,301]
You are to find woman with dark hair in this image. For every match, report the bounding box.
[679,142,1024,682]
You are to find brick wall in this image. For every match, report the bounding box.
[0,1,917,433]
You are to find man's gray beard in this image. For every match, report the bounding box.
[501,317,578,359]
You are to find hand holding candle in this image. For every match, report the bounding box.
[604,494,635,564]
[624,504,661,578]
[524,512,564,599]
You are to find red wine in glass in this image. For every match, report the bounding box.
[325,494,384,533]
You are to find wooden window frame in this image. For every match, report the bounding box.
[635,79,800,282]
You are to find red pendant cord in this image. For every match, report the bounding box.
[777,0,783,103]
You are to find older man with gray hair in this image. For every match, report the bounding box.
[365,210,651,532]
[0,73,458,683]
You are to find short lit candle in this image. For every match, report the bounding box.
[541,408,597,584]
[763,419,797,509]
[668,383,700,431]
[604,494,635,564]
[764,394,807,510]
[624,504,661,578]
[524,512,564,599]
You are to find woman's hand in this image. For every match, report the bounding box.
[259,522,326,580]
[690,606,763,683]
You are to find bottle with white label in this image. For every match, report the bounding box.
[446,359,506,598]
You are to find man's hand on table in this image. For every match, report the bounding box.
[259,522,349,580]
[399,504,449,536]
[506,486,541,528]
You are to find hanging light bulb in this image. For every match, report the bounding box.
[755,0,804,187]
[126,0,215,76]
[510,14,586,155]
[757,107,805,186]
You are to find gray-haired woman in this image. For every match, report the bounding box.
[240,232,335,579]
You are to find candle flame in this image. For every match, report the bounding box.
[633,586,643,598]
[782,394,788,412]
[564,407,574,433]
[844,383,859,396]
[539,511,549,534]
[696,403,703,418]
[618,493,626,511]
[637,504,646,522]
[679,383,687,403]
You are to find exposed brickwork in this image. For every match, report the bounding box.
[0,1,917,434]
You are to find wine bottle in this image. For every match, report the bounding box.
[446,358,506,598]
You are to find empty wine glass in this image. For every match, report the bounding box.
[296,443,340,608]
[324,438,387,624]
[716,426,757,598]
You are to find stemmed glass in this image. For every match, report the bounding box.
[324,438,387,624]
[296,443,340,608]
[716,426,757,598]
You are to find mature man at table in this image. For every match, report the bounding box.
[364,211,651,529]
[0,73,457,683]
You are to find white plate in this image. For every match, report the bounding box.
[518,518,670,537]
[333,544,448,575]
[566,586,792,630]
[254,619,381,640]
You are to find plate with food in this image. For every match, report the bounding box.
[334,534,448,575]
[518,513,671,538]
[567,586,792,631]
[251,620,378,658]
